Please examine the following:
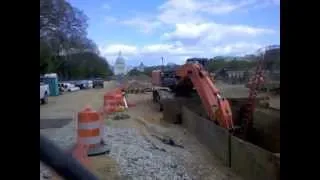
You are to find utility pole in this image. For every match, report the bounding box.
[161,57,164,72]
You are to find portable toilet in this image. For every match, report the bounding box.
[44,73,59,96]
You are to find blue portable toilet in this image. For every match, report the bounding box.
[44,73,60,96]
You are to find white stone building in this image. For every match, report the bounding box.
[113,51,127,75]
[137,62,145,72]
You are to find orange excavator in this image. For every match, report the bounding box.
[175,62,234,130]
[41,52,270,180]
[152,59,235,131]
[152,51,269,133]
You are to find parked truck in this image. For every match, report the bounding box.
[40,82,50,104]
[92,78,104,88]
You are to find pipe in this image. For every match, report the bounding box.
[40,134,98,180]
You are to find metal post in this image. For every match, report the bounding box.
[161,57,164,72]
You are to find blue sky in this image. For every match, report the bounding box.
[68,0,279,66]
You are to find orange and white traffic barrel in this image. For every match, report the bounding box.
[114,93,123,105]
[104,104,115,114]
[104,100,117,114]
[77,106,109,156]
[104,92,115,106]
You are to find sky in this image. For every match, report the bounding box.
[67,0,280,66]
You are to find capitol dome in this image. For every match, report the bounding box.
[115,53,125,65]
[114,51,126,75]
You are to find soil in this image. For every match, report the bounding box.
[40,80,279,180]
[40,81,117,119]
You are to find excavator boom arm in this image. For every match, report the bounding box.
[176,63,234,130]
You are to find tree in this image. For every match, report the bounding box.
[128,68,144,76]
[40,0,112,79]
[56,52,113,80]
[207,59,228,72]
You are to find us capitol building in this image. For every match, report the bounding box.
[113,51,127,75]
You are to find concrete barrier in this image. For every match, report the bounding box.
[180,106,280,180]
[162,97,207,124]
[230,135,279,180]
[181,106,230,166]
[162,99,181,124]
[252,108,280,153]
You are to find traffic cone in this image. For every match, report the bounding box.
[77,106,109,156]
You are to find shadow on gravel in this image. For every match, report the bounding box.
[40,118,72,129]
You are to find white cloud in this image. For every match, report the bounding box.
[163,22,275,45]
[121,0,278,34]
[99,44,138,56]
[96,0,278,65]
[142,43,201,56]
[210,42,262,55]
[99,42,265,65]
[142,44,174,53]
[163,23,210,40]
[156,0,262,25]
[121,17,162,34]
[157,0,205,24]
[100,43,193,57]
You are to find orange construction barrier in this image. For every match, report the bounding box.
[77,106,109,156]
[104,104,116,114]
[105,91,123,104]
[114,93,123,103]
[102,88,129,117]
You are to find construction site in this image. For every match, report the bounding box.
[40,55,280,180]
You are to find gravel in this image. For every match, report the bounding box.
[40,119,242,180]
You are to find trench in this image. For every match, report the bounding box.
[162,97,280,180]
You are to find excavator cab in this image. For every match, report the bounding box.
[186,59,209,69]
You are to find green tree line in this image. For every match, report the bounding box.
[128,46,280,76]
[40,0,112,80]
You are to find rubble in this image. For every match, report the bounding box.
[112,113,130,120]
[40,119,241,180]
[151,134,184,148]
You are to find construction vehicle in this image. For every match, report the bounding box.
[92,78,104,88]
[152,59,235,130]
[152,48,273,134]
[41,50,276,180]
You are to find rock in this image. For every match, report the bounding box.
[170,164,178,169]
[40,119,242,180]
[113,113,130,120]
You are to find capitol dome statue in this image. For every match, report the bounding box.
[114,51,126,75]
